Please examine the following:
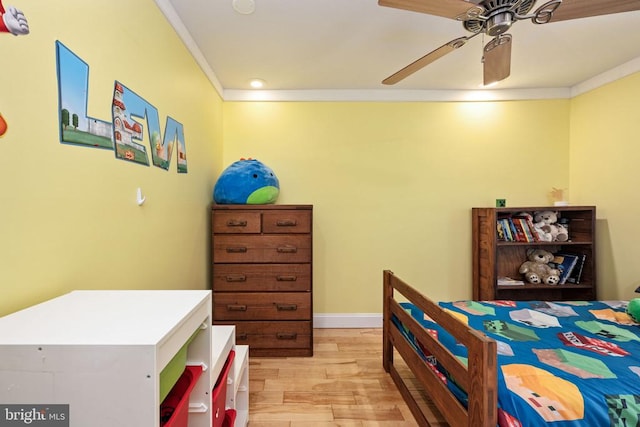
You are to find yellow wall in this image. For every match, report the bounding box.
[223,100,571,312]
[569,73,640,300]
[0,0,223,315]
[3,1,637,317]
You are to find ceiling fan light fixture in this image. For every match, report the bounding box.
[486,12,513,36]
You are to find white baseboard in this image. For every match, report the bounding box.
[313,313,382,328]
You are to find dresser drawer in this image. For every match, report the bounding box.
[212,211,261,234]
[213,292,311,321]
[213,264,311,292]
[229,321,312,350]
[213,235,311,263]
[262,210,311,234]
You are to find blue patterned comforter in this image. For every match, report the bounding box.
[397,300,640,427]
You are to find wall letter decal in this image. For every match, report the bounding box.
[161,117,188,173]
[56,41,113,149]
[56,41,188,172]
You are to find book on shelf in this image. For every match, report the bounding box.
[508,219,521,241]
[522,217,541,242]
[497,218,514,241]
[497,277,525,286]
[550,253,580,285]
[497,215,541,243]
[497,221,506,241]
[565,254,587,284]
[511,218,527,242]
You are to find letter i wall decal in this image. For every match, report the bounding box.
[55,41,188,173]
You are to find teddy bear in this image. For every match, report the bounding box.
[518,249,561,285]
[533,210,568,242]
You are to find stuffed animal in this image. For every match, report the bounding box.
[519,249,561,285]
[627,298,640,323]
[213,158,280,204]
[533,210,568,242]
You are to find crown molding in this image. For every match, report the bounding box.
[157,0,640,103]
[221,88,572,102]
[154,0,224,95]
[571,56,640,98]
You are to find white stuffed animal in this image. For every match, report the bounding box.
[533,210,568,242]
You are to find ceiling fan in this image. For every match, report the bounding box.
[379,0,640,86]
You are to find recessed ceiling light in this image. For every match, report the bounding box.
[232,0,255,15]
[249,79,265,89]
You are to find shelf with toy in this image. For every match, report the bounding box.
[473,206,596,301]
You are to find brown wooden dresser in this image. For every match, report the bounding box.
[211,204,313,357]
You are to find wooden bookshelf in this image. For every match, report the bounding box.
[472,206,596,301]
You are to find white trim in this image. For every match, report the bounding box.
[223,88,572,102]
[571,56,640,97]
[156,1,640,102]
[154,0,224,96]
[314,313,382,329]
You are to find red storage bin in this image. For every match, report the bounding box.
[212,350,235,427]
[160,365,203,427]
[222,409,237,427]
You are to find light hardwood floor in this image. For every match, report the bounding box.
[247,328,442,427]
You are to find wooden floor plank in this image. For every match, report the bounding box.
[248,328,432,426]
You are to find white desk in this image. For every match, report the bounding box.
[0,290,213,427]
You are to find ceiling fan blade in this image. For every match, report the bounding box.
[483,34,512,86]
[549,0,640,22]
[382,37,470,85]
[378,0,484,20]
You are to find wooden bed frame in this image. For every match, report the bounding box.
[383,270,498,427]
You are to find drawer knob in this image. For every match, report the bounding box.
[226,220,248,227]
[225,274,247,282]
[276,332,297,340]
[276,275,297,281]
[277,246,298,254]
[276,303,297,311]
[276,219,298,227]
[226,247,248,253]
[227,304,247,311]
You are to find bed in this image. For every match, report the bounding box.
[382,270,640,427]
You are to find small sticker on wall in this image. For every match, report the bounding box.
[0,113,7,137]
[0,1,30,37]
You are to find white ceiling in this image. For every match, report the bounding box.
[157,0,640,99]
